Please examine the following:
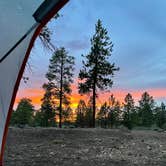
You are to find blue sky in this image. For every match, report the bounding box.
[17,0,166,106]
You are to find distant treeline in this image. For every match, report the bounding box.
[11,91,166,130]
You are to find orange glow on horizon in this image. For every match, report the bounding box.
[14,86,166,110]
[15,88,44,109]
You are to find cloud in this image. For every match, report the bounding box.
[113,40,166,90]
[66,39,89,51]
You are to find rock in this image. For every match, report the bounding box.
[147,145,152,150]
[49,152,54,155]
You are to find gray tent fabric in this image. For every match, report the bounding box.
[0,0,69,164]
[0,0,42,154]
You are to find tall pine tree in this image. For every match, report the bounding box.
[79,20,119,127]
[46,47,75,128]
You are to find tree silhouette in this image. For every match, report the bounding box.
[138,92,154,127]
[123,93,135,129]
[46,47,75,128]
[98,102,110,128]
[39,82,56,127]
[11,98,34,126]
[155,102,166,128]
[107,95,121,128]
[76,99,87,127]
[84,97,94,127]
[62,106,73,123]
[78,19,119,127]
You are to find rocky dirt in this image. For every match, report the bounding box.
[4,127,166,166]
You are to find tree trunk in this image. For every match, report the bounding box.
[59,89,62,128]
[92,82,96,128]
[59,57,63,128]
[104,114,107,128]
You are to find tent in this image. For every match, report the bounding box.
[0,0,69,164]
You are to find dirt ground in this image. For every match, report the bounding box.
[4,127,166,166]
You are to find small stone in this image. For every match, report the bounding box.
[147,145,152,150]
[49,152,54,155]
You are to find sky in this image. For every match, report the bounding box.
[15,0,166,109]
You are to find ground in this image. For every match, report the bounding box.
[4,127,166,166]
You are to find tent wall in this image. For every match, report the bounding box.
[0,0,69,164]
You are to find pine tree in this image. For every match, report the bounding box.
[108,94,116,107]
[138,92,154,127]
[123,93,135,129]
[113,100,121,127]
[76,100,87,127]
[39,82,56,127]
[62,106,73,123]
[155,102,166,128]
[46,47,75,128]
[12,98,34,126]
[78,20,119,127]
[84,97,93,127]
[108,95,120,128]
[98,102,110,128]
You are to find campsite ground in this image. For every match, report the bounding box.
[4,127,166,166]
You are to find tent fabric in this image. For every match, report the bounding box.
[0,0,68,164]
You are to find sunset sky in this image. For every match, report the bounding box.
[15,0,166,109]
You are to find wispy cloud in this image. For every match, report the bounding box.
[65,39,89,51]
